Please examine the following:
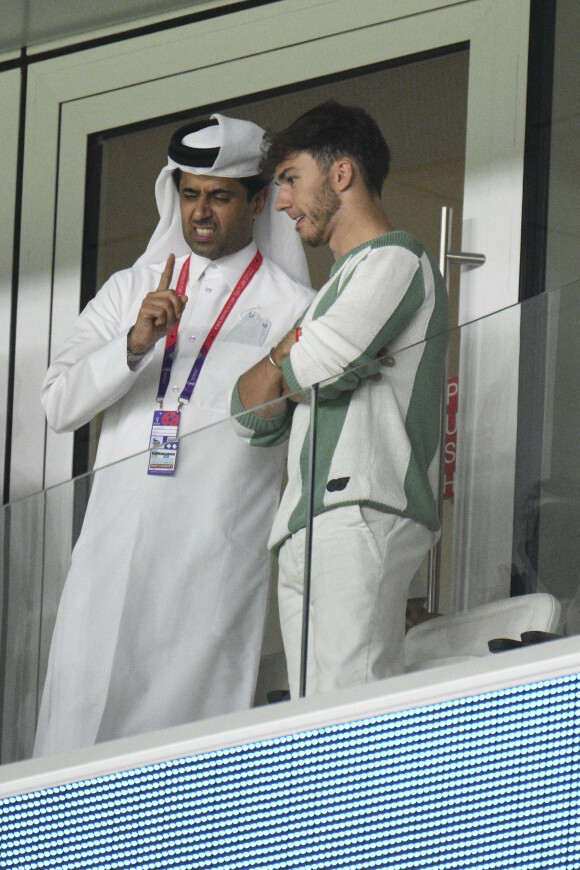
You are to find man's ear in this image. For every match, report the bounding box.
[251,186,269,219]
[332,158,355,192]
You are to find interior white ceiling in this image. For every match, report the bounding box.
[0,0,232,54]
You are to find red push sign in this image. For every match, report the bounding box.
[444,377,458,500]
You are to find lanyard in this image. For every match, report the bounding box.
[156,250,263,408]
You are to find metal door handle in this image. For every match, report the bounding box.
[447,251,486,266]
[439,206,486,276]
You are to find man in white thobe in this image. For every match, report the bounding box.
[34,114,313,756]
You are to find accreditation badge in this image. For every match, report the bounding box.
[147,409,181,476]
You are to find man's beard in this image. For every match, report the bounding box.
[304,175,340,247]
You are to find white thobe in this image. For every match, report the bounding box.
[34,242,313,755]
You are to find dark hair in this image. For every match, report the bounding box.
[260,100,391,196]
[171,167,267,200]
[238,175,269,199]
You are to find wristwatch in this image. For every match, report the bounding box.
[126,327,145,366]
[127,347,145,365]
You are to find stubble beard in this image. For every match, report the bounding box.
[303,176,341,248]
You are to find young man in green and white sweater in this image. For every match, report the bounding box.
[230,101,449,698]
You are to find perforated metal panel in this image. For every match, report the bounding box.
[2,674,579,868]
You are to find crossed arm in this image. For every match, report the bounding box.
[237,327,393,419]
[238,247,421,420]
[237,327,299,418]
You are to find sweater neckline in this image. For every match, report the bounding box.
[330,230,424,277]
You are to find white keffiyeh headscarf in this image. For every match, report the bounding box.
[135,113,310,286]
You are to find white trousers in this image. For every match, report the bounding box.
[278,505,436,698]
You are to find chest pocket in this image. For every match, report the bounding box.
[221,307,271,346]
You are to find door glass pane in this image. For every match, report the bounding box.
[59,48,469,748]
[96,48,468,309]
[92,44,469,606]
[534,0,580,616]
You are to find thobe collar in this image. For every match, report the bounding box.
[186,240,258,290]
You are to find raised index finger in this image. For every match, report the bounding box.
[157,253,176,293]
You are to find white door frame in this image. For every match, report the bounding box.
[10,0,530,601]
[0,67,20,504]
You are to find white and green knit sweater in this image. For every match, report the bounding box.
[230,231,449,553]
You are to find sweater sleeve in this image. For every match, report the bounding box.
[41,272,154,433]
[229,381,293,447]
[282,244,425,396]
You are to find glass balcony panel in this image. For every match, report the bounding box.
[518,280,580,631]
[302,284,580,696]
[3,284,580,764]
[0,380,310,765]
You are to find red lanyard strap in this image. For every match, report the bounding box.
[157,251,263,407]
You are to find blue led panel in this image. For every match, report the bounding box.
[2,674,579,868]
